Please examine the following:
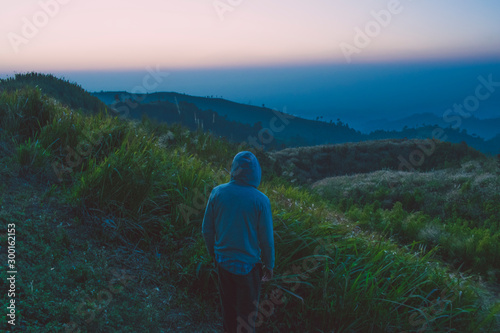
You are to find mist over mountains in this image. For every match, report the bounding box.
[57,61,500,129]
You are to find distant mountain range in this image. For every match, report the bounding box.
[92,91,500,155]
[361,112,500,140]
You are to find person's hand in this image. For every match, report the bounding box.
[261,267,273,282]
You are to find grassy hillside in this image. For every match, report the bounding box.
[93,91,278,126]
[104,97,289,150]
[0,72,107,114]
[312,161,500,277]
[1,80,500,331]
[95,90,364,148]
[271,139,487,184]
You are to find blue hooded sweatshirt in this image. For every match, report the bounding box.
[202,151,275,274]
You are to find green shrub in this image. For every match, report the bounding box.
[402,213,427,241]
[72,131,162,216]
[387,201,407,233]
[0,87,56,141]
[16,137,51,169]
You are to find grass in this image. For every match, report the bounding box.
[312,163,500,279]
[0,84,499,332]
[270,139,488,184]
[0,172,222,332]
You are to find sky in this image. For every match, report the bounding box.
[1,0,500,127]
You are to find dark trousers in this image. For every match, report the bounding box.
[217,263,262,333]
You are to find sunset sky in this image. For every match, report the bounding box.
[1,0,499,125]
[2,0,500,71]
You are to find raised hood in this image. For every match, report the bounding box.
[230,151,262,188]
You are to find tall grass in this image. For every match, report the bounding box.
[1,85,499,332]
[16,137,52,169]
[248,185,492,331]
[0,87,56,141]
[73,131,159,214]
[314,165,500,278]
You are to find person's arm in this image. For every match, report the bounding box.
[258,197,275,281]
[202,191,216,258]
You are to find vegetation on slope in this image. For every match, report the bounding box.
[313,161,500,279]
[109,97,288,150]
[1,79,500,332]
[94,90,500,154]
[271,139,487,184]
[0,72,107,114]
[95,90,364,149]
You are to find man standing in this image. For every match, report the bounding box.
[202,151,275,333]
